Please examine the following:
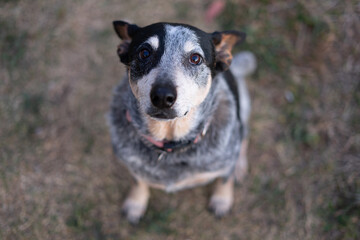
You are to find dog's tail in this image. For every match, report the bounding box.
[227,51,255,139]
[230,51,257,79]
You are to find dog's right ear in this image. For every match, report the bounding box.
[113,20,140,64]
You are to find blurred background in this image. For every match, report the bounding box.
[0,0,359,239]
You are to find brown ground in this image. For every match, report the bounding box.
[1,0,359,239]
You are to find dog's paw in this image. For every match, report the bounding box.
[121,199,147,224]
[208,194,233,218]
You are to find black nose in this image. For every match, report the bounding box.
[150,84,177,109]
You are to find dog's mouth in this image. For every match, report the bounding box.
[147,109,177,120]
[146,105,191,120]
[151,112,175,120]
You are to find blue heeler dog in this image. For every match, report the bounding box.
[109,21,256,223]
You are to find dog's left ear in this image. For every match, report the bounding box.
[113,20,140,64]
[211,31,246,71]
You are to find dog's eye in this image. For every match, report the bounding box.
[139,49,151,60]
[189,53,202,65]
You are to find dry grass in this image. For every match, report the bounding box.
[0,0,359,239]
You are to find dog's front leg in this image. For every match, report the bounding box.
[122,178,150,224]
[208,177,234,217]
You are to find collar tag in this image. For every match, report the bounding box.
[157,152,166,161]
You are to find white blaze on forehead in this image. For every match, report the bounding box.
[183,40,204,55]
[184,41,195,52]
[146,35,159,50]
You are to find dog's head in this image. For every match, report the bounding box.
[113,21,245,120]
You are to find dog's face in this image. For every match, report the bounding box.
[113,21,245,120]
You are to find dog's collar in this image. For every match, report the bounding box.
[126,110,210,156]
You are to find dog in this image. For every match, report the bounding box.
[109,20,256,223]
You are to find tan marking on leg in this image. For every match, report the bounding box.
[209,177,234,217]
[234,139,248,182]
[122,179,150,224]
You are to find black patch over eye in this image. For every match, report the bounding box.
[139,48,151,60]
[189,53,202,65]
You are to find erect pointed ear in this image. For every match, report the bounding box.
[113,20,139,40]
[211,31,246,72]
[113,20,140,64]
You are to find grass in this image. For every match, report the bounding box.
[0,0,359,239]
[0,19,27,71]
